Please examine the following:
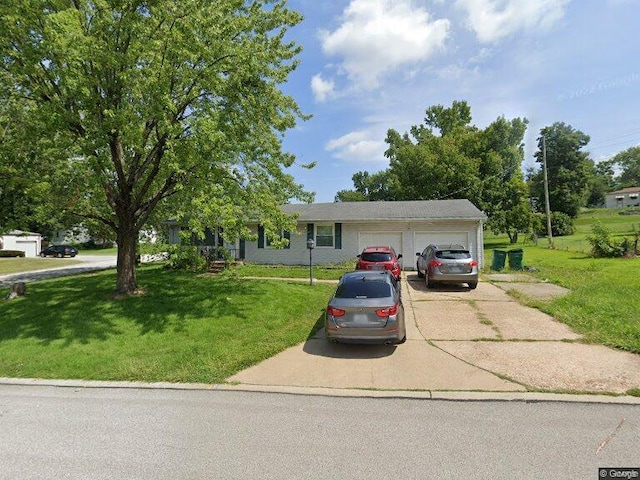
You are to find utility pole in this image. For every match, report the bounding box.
[542,134,554,249]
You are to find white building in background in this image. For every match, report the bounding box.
[0,230,42,257]
[605,187,640,209]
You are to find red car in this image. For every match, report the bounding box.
[356,246,403,280]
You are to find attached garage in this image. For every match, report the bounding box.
[414,231,470,253]
[358,232,403,256]
[244,200,487,270]
[0,230,42,258]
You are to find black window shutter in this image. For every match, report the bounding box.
[307,223,314,241]
[284,230,290,249]
[335,223,342,249]
[258,225,264,249]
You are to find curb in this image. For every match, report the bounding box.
[2,377,640,405]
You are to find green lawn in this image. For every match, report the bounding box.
[484,209,640,353]
[0,257,82,275]
[0,265,335,383]
[230,262,350,280]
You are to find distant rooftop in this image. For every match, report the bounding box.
[608,187,640,195]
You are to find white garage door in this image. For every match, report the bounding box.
[16,240,37,258]
[358,232,403,256]
[414,232,469,255]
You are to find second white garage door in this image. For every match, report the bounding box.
[358,232,403,255]
[414,232,470,255]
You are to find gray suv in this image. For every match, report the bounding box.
[416,244,478,290]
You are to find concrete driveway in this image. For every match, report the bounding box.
[229,273,640,397]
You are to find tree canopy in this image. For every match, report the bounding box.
[0,0,311,293]
[337,101,532,243]
[529,122,591,218]
[610,146,640,188]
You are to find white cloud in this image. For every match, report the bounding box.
[325,130,387,163]
[456,0,570,44]
[318,0,450,89]
[310,74,335,102]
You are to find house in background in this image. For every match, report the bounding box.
[0,230,42,257]
[605,187,640,209]
[168,199,487,270]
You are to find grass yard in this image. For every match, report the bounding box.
[0,257,82,275]
[0,265,335,383]
[230,261,350,281]
[484,217,640,353]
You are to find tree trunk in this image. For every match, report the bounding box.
[508,231,518,244]
[115,224,139,294]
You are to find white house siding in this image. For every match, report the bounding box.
[0,232,42,258]
[245,220,485,270]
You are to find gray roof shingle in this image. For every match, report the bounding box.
[280,199,486,222]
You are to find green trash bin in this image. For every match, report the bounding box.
[491,249,507,271]
[508,249,524,270]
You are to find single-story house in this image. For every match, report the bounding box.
[605,187,640,209]
[0,230,42,257]
[168,199,487,270]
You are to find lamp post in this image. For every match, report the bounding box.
[306,238,315,285]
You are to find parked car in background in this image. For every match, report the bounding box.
[325,270,406,345]
[355,246,403,280]
[40,244,79,258]
[416,244,478,289]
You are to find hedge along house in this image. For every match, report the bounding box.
[245,199,487,270]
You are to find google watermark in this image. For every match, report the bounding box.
[599,468,640,479]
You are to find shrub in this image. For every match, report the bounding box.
[164,245,206,271]
[534,212,576,237]
[0,250,26,257]
[587,222,625,258]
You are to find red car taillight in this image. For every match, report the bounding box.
[376,304,399,317]
[327,306,345,317]
[469,260,478,267]
[429,260,443,268]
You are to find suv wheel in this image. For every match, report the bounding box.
[416,262,424,278]
[56,252,63,258]
[468,281,478,290]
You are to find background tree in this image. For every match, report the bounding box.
[338,101,532,242]
[334,170,395,202]
[610,146,640,188]
[529,122,591,218]
[584,159,616,207]
[0,0,311,294]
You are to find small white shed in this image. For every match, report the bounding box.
[0,230,43,257]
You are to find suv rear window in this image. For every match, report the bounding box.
[335,280,391,299]
[436,250,471,260]
[360,252,393,262]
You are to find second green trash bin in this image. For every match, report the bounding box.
[491,249,507,271]
[508,249,524,270]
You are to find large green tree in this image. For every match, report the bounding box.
[0,0,311,293]
[610,146,640,188]
[530,122,591,218]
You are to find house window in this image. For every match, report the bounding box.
[316,224,334,247]
[257,226,290,249]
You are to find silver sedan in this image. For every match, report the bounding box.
[325,271,406,345]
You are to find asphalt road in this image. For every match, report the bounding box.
[0,254,117,287]
[1,384,638,480]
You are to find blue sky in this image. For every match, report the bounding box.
[279,0,640,203]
